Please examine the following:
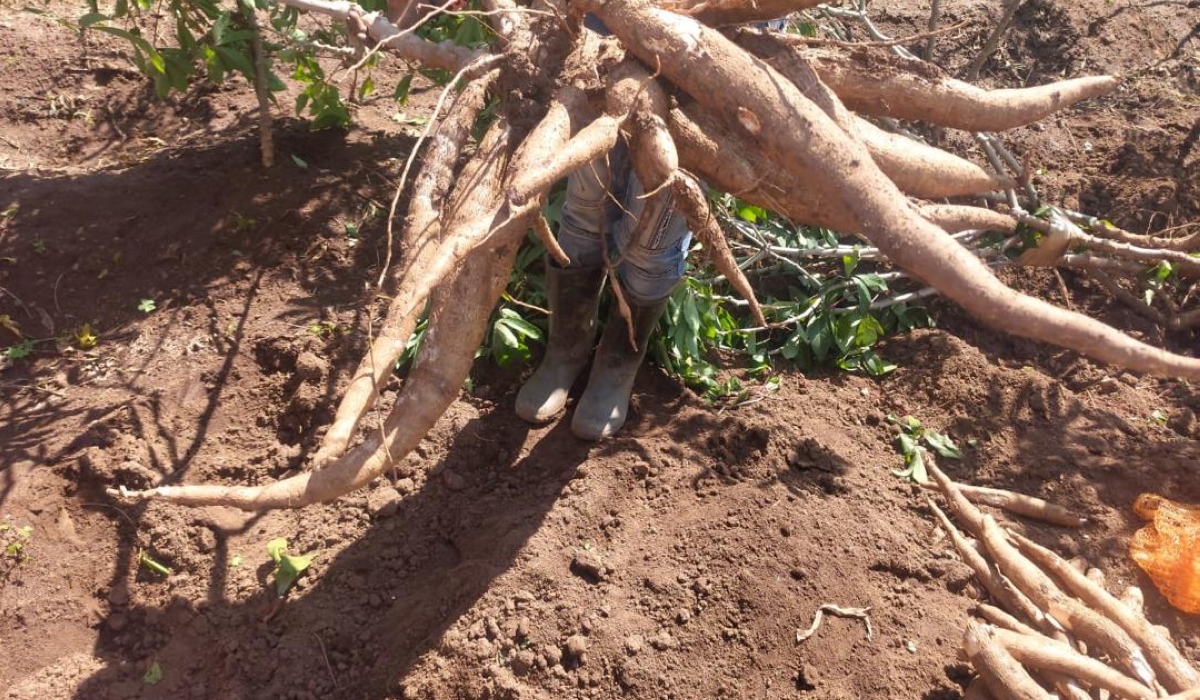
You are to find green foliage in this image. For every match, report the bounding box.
[1,524,33,560]
[641,194,934,400]
[137,298,157,313]
[266,537,314,596]
[889,414,961,484]
[490,307,542,367]
[79,0,278,99]
[143,662,164,686]
[3,339,35,361]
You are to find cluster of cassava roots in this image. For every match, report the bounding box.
[926,463,1200,699]
[106,0,1200,513]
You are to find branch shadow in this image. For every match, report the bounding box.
[67,407,592,699]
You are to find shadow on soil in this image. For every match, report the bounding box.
[66,408,593,700]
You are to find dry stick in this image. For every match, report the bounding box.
[952,483,1088,528]
[924,0,944,59]
[962,0,1024,81]
[963,619,1057,700]
[243,6,275,168]
[1062,211,1200,252]
[977,515,1157,688]
[990,627,1154,700]
[1087,268,1169,326]
[1018,212,1200,277]
[929,499,1052,631]
[777,18,972,50]
[315,73,496,465]
[1011,532,1200,693]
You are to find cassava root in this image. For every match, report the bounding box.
[103,0,1200,517]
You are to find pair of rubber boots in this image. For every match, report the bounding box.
[515,265,665,440]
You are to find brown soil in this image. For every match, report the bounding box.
[2,2,1198,699]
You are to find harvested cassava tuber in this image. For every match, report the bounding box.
[963,620,1055,700]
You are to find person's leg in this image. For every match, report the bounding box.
[571,167,691,440]
[515,156,612,423]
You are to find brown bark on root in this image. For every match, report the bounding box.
[593,0,1200,381]
[928,499,1050,631]
[799,46,1119,133]
[990,627,1155,700]
[660,0,825,26]
[963,620,1056,700]
[315,75,497,464]
[108,0,1200,515]
[976,515,1156,687]
[1011,533,1200,693]
[108,238,521,509]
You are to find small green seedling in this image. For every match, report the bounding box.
[139,551,172,577]
[137,299,157,313]
[143,662,163,686]
[889,415,961,484]
[3,339,35,361]
[266,538,314,596]
[1,524,33,559]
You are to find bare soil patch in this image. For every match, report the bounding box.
[2,1,1198,699]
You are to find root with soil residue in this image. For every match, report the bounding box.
[105,0,1200,511]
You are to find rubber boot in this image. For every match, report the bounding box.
[515,264,606,423]
[571,298,667,441]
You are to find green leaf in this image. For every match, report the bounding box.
[266,538,314,595]
[266,537,288,563]
[137,298,156,313]
[923,431,962,459]
[842,250,859,276]
[290,154,308,169]
[211,11,232,45]
[854,314,884,347]
[215,45,255,79]
[143,662,163,686]
[79,12,108,27]
[393,73,413,105]
[358,75,375,101]
[274,552,314,595]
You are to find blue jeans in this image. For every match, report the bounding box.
[556,142,692,305]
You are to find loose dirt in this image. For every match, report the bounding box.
[2,1,1198,699]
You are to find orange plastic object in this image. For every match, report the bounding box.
[1129,493,1200,614]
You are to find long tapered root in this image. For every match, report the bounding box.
[106,0,1200,516]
